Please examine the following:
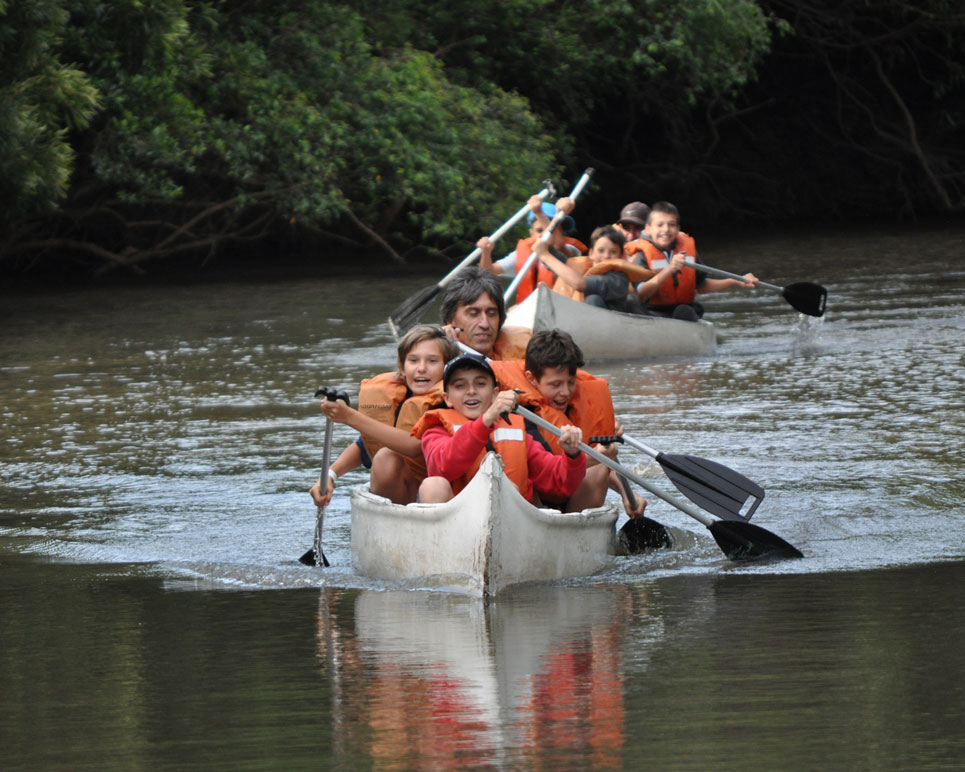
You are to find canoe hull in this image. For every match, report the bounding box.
[351,453,618,596]
[505,284,716,361]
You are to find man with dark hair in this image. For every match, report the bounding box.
[440,266,529,359]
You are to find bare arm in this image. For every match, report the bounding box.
[697,273,759,294]
[310,442,364,508]
[636,252,686,302]
[534,239,587,291]
[321,399,423,458]
[476,236,499,275]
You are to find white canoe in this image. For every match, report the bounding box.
[351,452,619,596]
[504,284,716,361]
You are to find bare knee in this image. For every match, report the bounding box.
[418,476,454,503]
[567,464,609,510]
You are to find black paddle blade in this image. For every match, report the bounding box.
[658,453,764,522]
[708,520,803,561]
[299,547,330,567]
[388,284,441,333]
[618,516,675,554]
[782,281,827,317]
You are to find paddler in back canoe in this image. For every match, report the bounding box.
[532,218,653,312]
[477,195,587,303]
[309,324,458,507]
[439,266,532,360]
[626,201,759,321]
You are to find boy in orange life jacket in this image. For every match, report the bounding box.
[413,353,586,504]
[505,329,647,518]
[627,201,758,321]
[309,325,458,508]
[534,225,651,312]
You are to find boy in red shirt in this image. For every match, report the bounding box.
[413,353,586,504]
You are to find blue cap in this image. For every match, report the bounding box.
[527,202,576,234]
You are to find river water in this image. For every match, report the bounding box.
[2,221,963,769]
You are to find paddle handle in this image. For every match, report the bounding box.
[504,168,595,304]
[690,263,782,293]
[436,183,555,290]
[514,404,715,528]
[619,433,660,460]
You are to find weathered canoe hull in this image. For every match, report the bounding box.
[504,284,716,361]
[351,453,618,596]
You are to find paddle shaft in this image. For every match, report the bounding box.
[311,416,335,564]
[438,183,555,290]
[504,168,594,304]
[514,404,715,528]
[690,262,782,293]
[618,473,639,511]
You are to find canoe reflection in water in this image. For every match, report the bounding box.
[315,585,660,769]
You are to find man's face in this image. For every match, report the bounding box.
[616,221,642,242]
[527,365,577,412]
[645,211,680,251]
[451,293,500,356]
[444,369,497,420]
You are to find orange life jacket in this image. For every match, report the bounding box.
[489,360,616,454]
[514,235,589,302]
[551,256,654,301]
[491,326,532,361]
[626,234,699,306]
[357,372,444,478]
[412,409,530,498]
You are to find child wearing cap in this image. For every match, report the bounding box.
[478,195,587,303]
[614,201,650,243]
[412,353,586,504]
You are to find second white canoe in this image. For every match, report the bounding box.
[504,284,716,361]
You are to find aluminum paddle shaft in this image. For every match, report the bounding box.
[504,168,594,304]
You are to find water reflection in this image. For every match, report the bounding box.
[315,585,659,770]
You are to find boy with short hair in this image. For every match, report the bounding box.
[491,330,646,517]
[627,201,757,321]
[413,353,586,504]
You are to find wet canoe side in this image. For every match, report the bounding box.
[504,284,716,361]
[351,453,618,596]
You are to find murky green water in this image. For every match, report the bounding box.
[2,220,964,769]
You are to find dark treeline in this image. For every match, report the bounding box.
[2,0,963,280]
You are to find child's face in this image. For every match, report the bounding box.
[444,368,497,420]
[402,339,446,395]
[530,221,565,248]
[528,366,577,412]
[645,211,680,251]
[588,236,623,264]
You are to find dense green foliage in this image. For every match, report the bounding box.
[0,0,98,227]
[0,0,962,276]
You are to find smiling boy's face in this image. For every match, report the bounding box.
[526,365,577,412]
[401,339,445,395]
[443,367,497,420]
